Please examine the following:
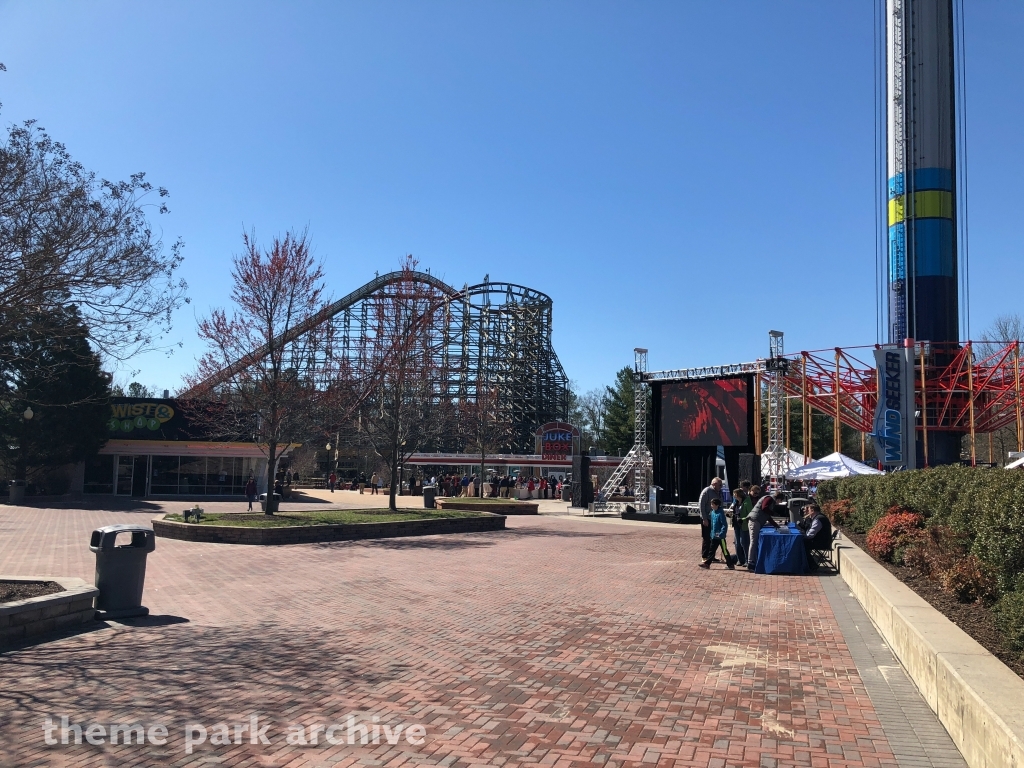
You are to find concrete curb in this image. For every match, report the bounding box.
[835,536,1024,768]
[0,576,98,648]
[437,499,539,515]
[153,512,506,545]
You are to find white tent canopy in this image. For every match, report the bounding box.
[762,449,807,477]
[784,452,882,480]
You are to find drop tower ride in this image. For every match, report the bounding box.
[886,0,962,465]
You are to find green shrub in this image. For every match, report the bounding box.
[819,466,1024,594]
[994,591,1024,652]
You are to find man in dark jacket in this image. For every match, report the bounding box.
[799,503,832,572]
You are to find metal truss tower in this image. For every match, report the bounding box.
[599,347,653,507]
[763,330,793,480]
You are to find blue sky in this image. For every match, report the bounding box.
[1,1,1021,394]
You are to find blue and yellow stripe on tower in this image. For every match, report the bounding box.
[888,168,956,280]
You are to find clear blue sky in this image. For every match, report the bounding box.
[1,1,1021,394]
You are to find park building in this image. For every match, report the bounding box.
[80,396,283,498]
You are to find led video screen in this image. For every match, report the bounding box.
[661,378,750,447]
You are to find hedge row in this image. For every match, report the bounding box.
[818,466,1024,594]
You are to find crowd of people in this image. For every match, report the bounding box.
[315,470,570,500]
[697,477,832,573]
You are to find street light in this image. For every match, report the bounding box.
[9,407,34,504]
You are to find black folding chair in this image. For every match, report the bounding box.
[808,530,839,571]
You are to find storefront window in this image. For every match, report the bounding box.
[178,457,206,495]
[150,456,180,495]
[84,455,115,494]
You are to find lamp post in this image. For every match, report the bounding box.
[9,406,34,505]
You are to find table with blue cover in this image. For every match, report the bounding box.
[754,522,808,575]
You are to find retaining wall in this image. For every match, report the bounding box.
[0,576,97,647]
[835,537,1024,768]
[154,513,505,545]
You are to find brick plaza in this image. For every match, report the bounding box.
[0,495,966,767]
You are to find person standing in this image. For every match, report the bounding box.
[370,472,379,495]
[700,498,735,569]
[245,475,257,511]
[747,487,781,571]
[698,477,723,563]
[731,488,752,567]
[328,471,336,493]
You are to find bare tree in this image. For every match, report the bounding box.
[977,313,1024,465]
[183,230,325,513]
[356,257,452,511]
[0,118,187,363]
[458,383,516,495]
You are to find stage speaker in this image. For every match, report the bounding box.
[571,454,591,507]
[738,453,761,487]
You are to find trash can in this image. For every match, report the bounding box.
[423,485,437,509]
[649,485,662,514]
[90,524,156,619]
[788,497,808,524]
[258,492,281,512]
[8,479,26,505]
[561,485,571,502]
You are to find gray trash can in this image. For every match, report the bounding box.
[259,492,281,512]
[789,497,809,524]
[649,485,662,514]
[423,485,437,509]
[90,524,156,619]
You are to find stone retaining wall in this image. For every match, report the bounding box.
[835,536,1024,768]
[153,513,505,545]
[436,500,538,515]
[0,576,98,647]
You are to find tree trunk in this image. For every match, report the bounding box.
[265,440,278,515]
[388,445,399,511]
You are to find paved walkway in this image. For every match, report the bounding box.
[0,501,966,767]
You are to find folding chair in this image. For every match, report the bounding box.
[808,530,839,571]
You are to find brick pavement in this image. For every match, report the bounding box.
[0,504,963,767]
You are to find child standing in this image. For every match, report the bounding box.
[700,498,735,569]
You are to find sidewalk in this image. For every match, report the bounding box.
[0,503,966,767]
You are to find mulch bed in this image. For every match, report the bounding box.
[844,529,1024,680]
[0,580,65,604]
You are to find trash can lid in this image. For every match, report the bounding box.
[90,524,156,552]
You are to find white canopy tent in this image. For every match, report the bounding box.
[761,449,807,477]
[784,452,883,480]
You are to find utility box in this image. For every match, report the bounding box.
[89,525,156,619]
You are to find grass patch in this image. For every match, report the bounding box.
[164,509,484,528]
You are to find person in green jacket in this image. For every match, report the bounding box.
[731,487,753,567]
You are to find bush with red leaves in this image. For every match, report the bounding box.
[902,525,970,577]
[865,508,925,564]
[941,555,998,603]
[821,499,855,526]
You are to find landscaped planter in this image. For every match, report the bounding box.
[436,499,539,515]
[153,512,505,545]
[0,576,98,647]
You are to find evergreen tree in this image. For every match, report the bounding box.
[0,306,110,482]
[602,366,651,456]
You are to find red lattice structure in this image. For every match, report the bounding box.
[774,341,1024,467]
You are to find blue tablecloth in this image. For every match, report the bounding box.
[755,523,808,575]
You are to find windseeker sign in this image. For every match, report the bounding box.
[872,347,917,470]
